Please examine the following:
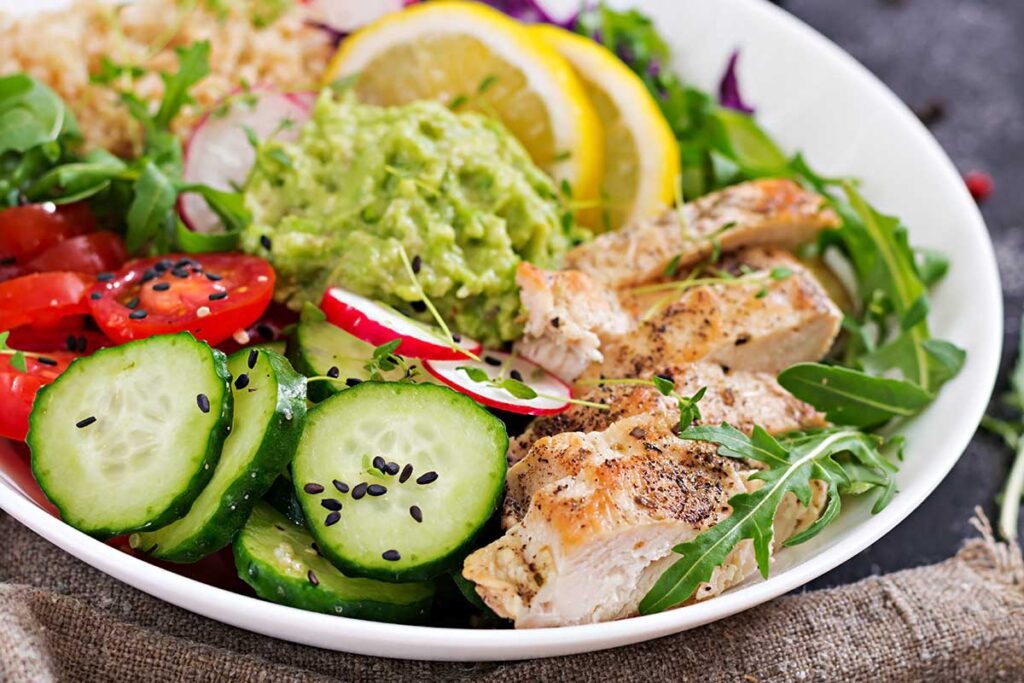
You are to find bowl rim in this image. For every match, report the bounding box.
[0,0,1003,662]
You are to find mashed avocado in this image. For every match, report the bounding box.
[242,91,575,345]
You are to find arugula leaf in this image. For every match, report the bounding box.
[0,75,75,155]
[24,148,127,204]
[125,160,177,253]
[777,362,932,428]
[154,42,211,130]
[639,425,897,613]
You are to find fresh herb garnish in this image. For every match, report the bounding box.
[1,42,250,254]
[0,331,27,372]
[639,424,899,613]
[777,363,933,428]
[579,376,706,434]
[981,313,1024,540]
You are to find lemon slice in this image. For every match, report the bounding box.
[324,1,602,202]
[533,25,680,231]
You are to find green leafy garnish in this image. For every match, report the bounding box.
[777,363,933,428]
[639,425,898,613]
[0,42,250,254]
[0,331,28,373]
[981,313,1024,540]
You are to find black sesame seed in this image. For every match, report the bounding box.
[326,366,340,378]
[65,335,77,351]
[382,549,401,561]
[208,291,228,301]
[140,269,157,284]
[324,511,341,526]
[157,259,173,271]
[196,393,210,413]
[307,569,319,586]
[411,254,422,273]
[303,483,325,494]
[484,355,501,366]
[372,455,386,472]
[510,369,523,382]
[411,300,427,313]
[256,323,274,340]
[399,464,413,483]
[76,336,87,353]
[175,258,193,268]
[345,378,362,387]
[89,291,102,300]
[152,282,171,292]
[36,356,57,366]
[205,272,222,281]
[410,505,423,523]
[551,317,561,328]
[247,348,258,369]
[125,296,140,310]
[234,373,250,390]
[384,461,400,475]
[171,267,189,279]
[75,416,96,429]
[260,235,272,250]
[332,479,349,493]
[96,272,114,281]
[451,333,462,343]
[351,482,368,499]
[367,484,387,496]
[321,498,342,511]
[416,471,438,485]
[129,309,147,320]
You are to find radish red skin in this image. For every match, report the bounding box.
[320,287,481,361]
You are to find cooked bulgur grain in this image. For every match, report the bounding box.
[0,0,332,156]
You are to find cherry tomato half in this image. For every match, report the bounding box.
[0,272,90,329]
[86,253,275,345]
[0,352,77,441]
[26,232,127,276]
[0,202,95,264]
[7,320,111,354]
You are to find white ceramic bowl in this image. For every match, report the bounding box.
[0,0,1002,661]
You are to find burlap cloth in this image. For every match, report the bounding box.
[1,512,1022,682]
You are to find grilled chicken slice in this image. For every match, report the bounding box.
[514,262,632,382]
[463,414,825,628]
[575,248,842,385]
[506,361,825,466]
[564,178,839,290]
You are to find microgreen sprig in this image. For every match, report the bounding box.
[0,331,27,372]
[396,244,479,362]
[455,362,609,411]
[578,375,707,433]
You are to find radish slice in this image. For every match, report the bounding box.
[320,287,482,361]
[180,90,312,233]
[424,351,571,416]
[305,0,406,34]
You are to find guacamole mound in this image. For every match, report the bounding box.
[242,91,575,345]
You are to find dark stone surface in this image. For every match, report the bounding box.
[776,0,1024,589]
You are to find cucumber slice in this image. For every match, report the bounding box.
[264,474,305,526]
[29,333,232,539]
[292,382,507,582]
[287,303,405,402]
[234,502,435,623]
[130,348,307,562]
